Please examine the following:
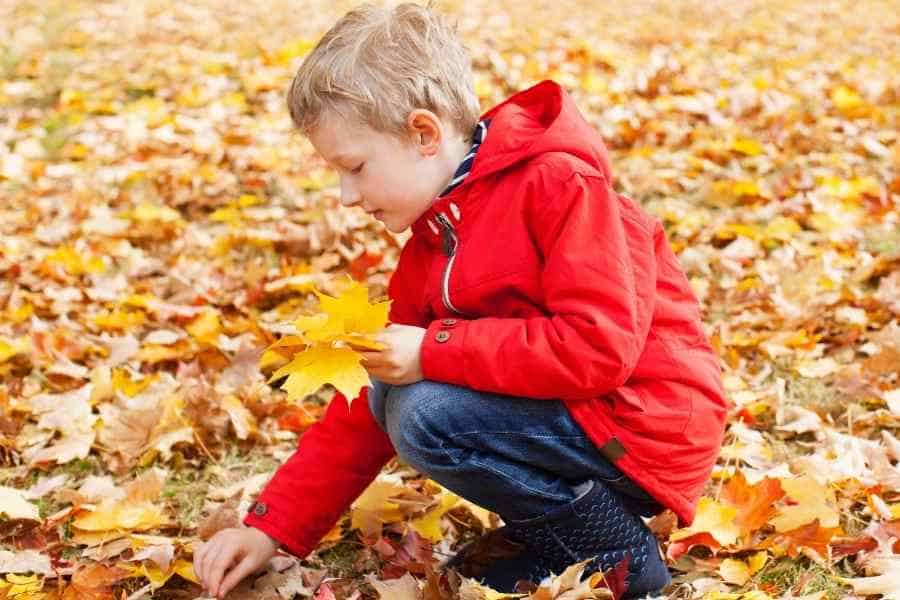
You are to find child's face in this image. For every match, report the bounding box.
[308,110,452,233]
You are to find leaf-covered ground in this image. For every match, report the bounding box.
[1,0,899,598]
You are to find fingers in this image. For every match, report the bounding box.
[193,542,207,588]
[196,540,224,591]
[217,554,261,598]
[208,545,241,598]
[359,351,390,371]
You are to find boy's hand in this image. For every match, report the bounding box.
[194,526,278,598]
[359,324,426,385]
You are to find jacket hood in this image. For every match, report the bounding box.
[411,80,612,239]
[471,79,613,185]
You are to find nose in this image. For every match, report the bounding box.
[340,178,361,208]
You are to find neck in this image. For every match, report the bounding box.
[436,130,473,194]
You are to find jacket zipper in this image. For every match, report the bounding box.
[434,213,466,316]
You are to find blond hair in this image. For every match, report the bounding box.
[287,3,480,140]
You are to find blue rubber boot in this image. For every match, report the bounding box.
[444,480,671,597]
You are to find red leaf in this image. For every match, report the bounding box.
[381,529,436,579]
[598,553,631,600]
[666,532,722,561]
[276,405,317,433]
[349,250,384,281]
[314,583,337,600]
[830,534,877,560]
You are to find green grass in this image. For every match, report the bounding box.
[161,446,281,530]
[748,557,850,600]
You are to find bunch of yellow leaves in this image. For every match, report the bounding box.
[263,279,390,404]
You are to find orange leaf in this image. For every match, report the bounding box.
[758,519,842,560]
[720,472,784,538]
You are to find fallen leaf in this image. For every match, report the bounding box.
[670,497,740,547]
[770,477,839,532]
[0,487,39,520]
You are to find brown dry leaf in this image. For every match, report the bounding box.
[840,557,900,599]
[197,494,242,540]
[221,394,258,439]
[61,564,127,600]
[97,386,193,470]
[350,474,409,539]
[366,572,423,600]
[530,558,614,599]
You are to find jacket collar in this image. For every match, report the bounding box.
[410,79,611,244]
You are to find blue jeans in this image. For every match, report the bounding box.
[368,379,663,521]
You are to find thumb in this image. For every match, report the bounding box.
[217,554,263,598]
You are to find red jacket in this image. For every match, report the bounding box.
[244,80,728,558]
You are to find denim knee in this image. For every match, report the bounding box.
[367,378,392,432]
[383,381,457,472]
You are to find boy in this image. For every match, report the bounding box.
[194,3,728,598]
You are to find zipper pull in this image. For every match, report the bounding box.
[434,213,457,257]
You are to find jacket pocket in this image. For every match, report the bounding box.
[611,382,693,440]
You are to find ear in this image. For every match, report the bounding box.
[406,109,442,157]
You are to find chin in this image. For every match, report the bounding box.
[381,217,410,233]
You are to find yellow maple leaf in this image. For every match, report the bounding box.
[123,559,198,590]
[266,279,390,403]
[5,303,34,323]
[274,38,315,64]
[719,557,755,586]
[731,137,763,156]
[303,279,390,347]
[0,336,31,363]
[135,341,189,364]
[185,308,221,345]
[351,476,408,539]
[830,85,869,117]
[269,344,370,403]
[45,246,105,276]
[93,308,146,331]
[410,491,459,543]
[111,369,157,397]
[670,497,740,546]
[0,573,45,599]
[771,476,839,532]
[126,202,183,223]
[73,500,167,532]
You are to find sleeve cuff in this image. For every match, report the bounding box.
[420,318,469,386]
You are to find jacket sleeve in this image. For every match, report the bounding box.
[242,386,395,557]
[241,270,422,556]
[420,170,657,401]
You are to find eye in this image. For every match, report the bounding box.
[351,162,364,174]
